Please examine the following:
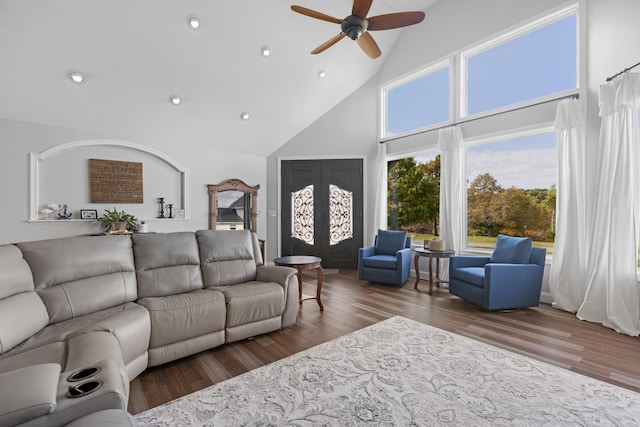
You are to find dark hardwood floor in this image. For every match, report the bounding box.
[128,269,640,414]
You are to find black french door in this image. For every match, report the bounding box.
[281,159,363,268]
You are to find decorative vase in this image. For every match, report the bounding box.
[110,221,127,233]
[429,239,446,251]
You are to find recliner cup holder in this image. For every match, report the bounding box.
[66,366,101,382]
[66,379,103,398]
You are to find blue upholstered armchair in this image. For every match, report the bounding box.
[358,230,412,286]
[448,235,546,310]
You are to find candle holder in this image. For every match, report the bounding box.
[157,197,165,218]
[167,204,174,219]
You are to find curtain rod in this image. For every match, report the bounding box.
[606,61,640,82]
[380,93,579,144]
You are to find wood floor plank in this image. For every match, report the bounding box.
[126,378,148,415]
[194,351,232,384]
[128,270,640,414]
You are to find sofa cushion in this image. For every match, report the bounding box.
[133,232,203,298]
[362,254,398,269]
[451,267,486,288]
[0,342,66,375]
[0,245,49,355]
[490,235,533,264]
[0,292,49,355]
[217,281,285,328]
[137,289,226,349]
[17,236,137,324]
[64,331,126,374]
[375,229,407,256]
[0,245,35,299]
[73,303,151,377]
[197,230,258,286]
[0,303,149,372]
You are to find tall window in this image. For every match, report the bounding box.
[466,132,556,252]
[381,5,578,252]
[387,153,440,246]
[462,11,577,116]
[382,62,450,138]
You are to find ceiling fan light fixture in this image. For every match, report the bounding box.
[187,15,200,30]
[68,71,85,84]
[345,25,363,40]
[240,111,250,120]
[341,15,368,40]
[318,69,327,79]
[291,2,426,58]
[169,95,182,105]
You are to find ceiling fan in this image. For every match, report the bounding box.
[291,0,426,59]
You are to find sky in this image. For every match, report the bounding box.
[390,13,575,191]
[416,132,556,190]
[466,133,556,189]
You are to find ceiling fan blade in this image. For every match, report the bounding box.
[311,33,347,54]
[352,0,373,18]
[291,5,342,24]
[356,32,381,59]
[368,11,426,31]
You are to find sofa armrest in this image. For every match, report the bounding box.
[0,363,61,426]
[397,247,412,258]
[484,263,544,309]
[256,265,299,328]
[449,255,491,269]
[485,263,544,289]
[256,265,298,287]
[359,246,376,260]
[397,247,412,266]
[361,246,376,256]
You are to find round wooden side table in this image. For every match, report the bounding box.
[274,255,324,311]
[413,248,455,295]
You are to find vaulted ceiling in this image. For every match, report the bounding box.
[0,0,439,156]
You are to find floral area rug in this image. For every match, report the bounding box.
[135,316,640,426]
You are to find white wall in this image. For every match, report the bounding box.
[584,0,640,176]
[0,118,267,244]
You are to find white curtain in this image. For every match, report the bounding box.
[438,126,465,279]
[371,142,387,243]
[579,73,640,336]
[549,98,588,311]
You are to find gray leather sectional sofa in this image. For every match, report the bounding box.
[0,230,298,426]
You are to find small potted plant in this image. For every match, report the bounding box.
[98,207,138,233]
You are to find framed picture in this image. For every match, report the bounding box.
[174,208,185,219]
[80,209,98,220]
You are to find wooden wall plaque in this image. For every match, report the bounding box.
[89,159,143,203]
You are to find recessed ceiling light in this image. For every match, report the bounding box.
[318,69,327,79]
[260,46,271,58]
[169,95,182,105]
[68,71,85,84]
[187,16,200,30]
[240,111,250,120]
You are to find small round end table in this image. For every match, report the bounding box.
[413,248,455,295]
[273,255,324,311]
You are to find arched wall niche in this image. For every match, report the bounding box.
[29,139,189,222]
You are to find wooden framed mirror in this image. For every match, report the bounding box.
[207,179,259,232]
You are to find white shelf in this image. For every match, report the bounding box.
[28,218,188,223]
